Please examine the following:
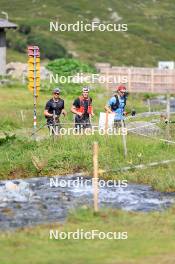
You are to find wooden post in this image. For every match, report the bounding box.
[151,69,154,93]
[147,98,151,113]
[121,120,127,157]
[166,91,170,121]
[166,91,171,140]
[20,110,25,123]
[93,142,99,212]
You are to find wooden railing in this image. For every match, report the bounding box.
[95,63,175,93]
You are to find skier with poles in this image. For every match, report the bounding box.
[44,88,66,135]
[71,87,94,131]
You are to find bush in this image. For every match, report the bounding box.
[18,24,31,35]
[27,34,68,60]
[143,93,156,100]
[6,33,27,53]
[47,58,96,76]
[0,133,16,146]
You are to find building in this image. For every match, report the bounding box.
[0,18,17,75]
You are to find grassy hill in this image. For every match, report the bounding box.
[1,0,175,66]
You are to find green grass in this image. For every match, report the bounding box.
[0,207,175,264]
[1,0,175,65]
[1,133,175,192]
[0,83,175,191]
[0,80,160,132]
[0,83,174,263]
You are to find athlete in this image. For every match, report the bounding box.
[44,88,66,133]
[105,85,128,128]
[71,87,94,130]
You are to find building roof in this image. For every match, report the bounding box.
[0,19,17,29]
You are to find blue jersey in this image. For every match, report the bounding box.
[108,96,125,121]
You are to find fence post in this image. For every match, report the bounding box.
[121,120,127,157]
[93,142,99,212]
[147,98,151,113]
[20,110,25,122]
[166,91,171,139]
[151,69,154,93]
[166,91,170,121]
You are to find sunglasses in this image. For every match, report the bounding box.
[54,93,60,95]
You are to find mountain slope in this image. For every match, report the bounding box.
[1,0,175,66]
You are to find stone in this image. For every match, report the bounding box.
[110,12,122,22]
[6,62,51,80]
[5,182,19,191]
[92,17,100,24]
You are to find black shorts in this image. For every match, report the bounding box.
[47,118,61,135]
[75,115,91,129]
[114,120,125,128]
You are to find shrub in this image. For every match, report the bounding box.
[47,58,96,76]
[18,24,31,35]
[27,34,68,60]
[7,33,27,53]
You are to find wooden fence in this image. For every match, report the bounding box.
[95,63,175,93]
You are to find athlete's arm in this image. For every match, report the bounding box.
[105,98,115,114]
[71,105,83,116]
[44,109,53,117]
[44,101,53,117]
[104,105,113,113]
[71,98,83,116]
[61,109,67,116]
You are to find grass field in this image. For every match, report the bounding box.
[0,82,175,192]
[0,207,175,264]
[0,79,151,131]
[0,71,174,264]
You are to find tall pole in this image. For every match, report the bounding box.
[166,91,171,140]
[27,46,40,139]
[33,47,37,137]
[147,98,151,113]
[166,91,170,122]
[121,120,127,157]
[0,29,6,75]
[93,142,99,212]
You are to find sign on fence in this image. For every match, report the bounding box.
[158,61,175,70]
[98,112,115,130]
